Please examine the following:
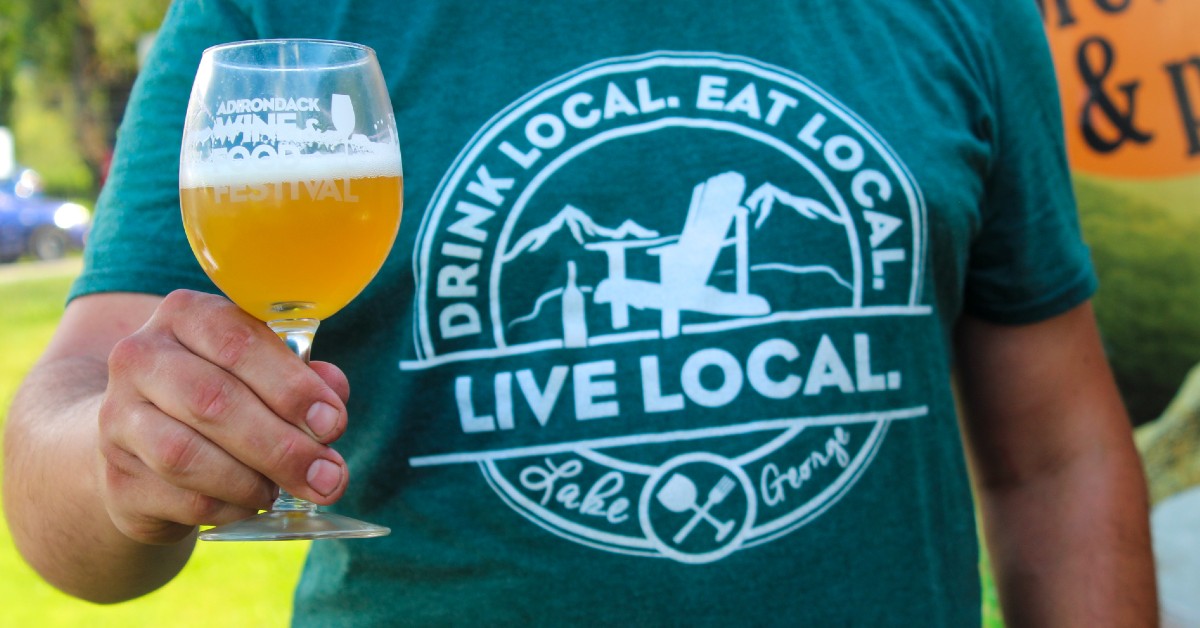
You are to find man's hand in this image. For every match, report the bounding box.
[97,289,351,544]
[3,289,350,601]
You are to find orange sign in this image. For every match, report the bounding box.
[1042,0,1200,178]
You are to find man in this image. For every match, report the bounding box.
[4,0,1157,624]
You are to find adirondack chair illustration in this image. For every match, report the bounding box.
[590,171,772,338]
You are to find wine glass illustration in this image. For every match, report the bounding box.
[655,474,737,544]
[331,93,356,139]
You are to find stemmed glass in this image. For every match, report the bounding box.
[179,39,401,540]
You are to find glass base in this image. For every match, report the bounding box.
[199,509,391,541]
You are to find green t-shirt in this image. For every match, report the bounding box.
[75,0,1095,625]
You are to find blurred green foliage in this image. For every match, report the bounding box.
[9,71,94,194]
[1077,174,1200,425]
[0,0,171,197]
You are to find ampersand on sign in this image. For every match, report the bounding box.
[1077,36,1153,153]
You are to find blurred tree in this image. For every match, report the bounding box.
[0,0,171,194]
[0,2,32,129]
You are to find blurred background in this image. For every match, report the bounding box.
[0,0,163,266]
[1041,0,1200,430]
[0,1,308,626]
[0,1,1197,626]
[1,0,164,199]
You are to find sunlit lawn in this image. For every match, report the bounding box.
[0,259,1003,626]
[0,260,308,627]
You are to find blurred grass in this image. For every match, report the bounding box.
[0,260,308,626]
[981,541,1003,628]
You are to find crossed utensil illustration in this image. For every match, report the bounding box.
[655,473,738,545]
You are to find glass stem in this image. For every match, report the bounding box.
[267,318,321,513]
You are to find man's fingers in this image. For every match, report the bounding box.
[104,397,276,507]
[155,290,348,444]
[126,347,347,505]
[106,291,350,505]
[98,402,268,544]
[100,443,261,544]
[309,361,350,404]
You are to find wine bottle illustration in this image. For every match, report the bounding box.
[562,261,588,348]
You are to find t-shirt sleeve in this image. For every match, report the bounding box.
[68,0,258,302]
[961,0,1098,325]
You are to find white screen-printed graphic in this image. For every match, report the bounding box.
[402,52,930,563]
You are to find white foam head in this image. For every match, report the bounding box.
[180,148,401,188]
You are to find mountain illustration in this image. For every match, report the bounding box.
[501,205,660,263]
[739,187,855,295]
[500,173,862,343]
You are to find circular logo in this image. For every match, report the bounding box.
[402,52,929,563]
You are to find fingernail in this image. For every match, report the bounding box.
[307,459,343,497]
[306,401,339,439]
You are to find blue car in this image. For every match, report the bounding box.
[0,168,90,263]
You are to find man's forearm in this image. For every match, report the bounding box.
[956,305,1158,626]
[3,356,194,603]
[976,434,1157,626]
